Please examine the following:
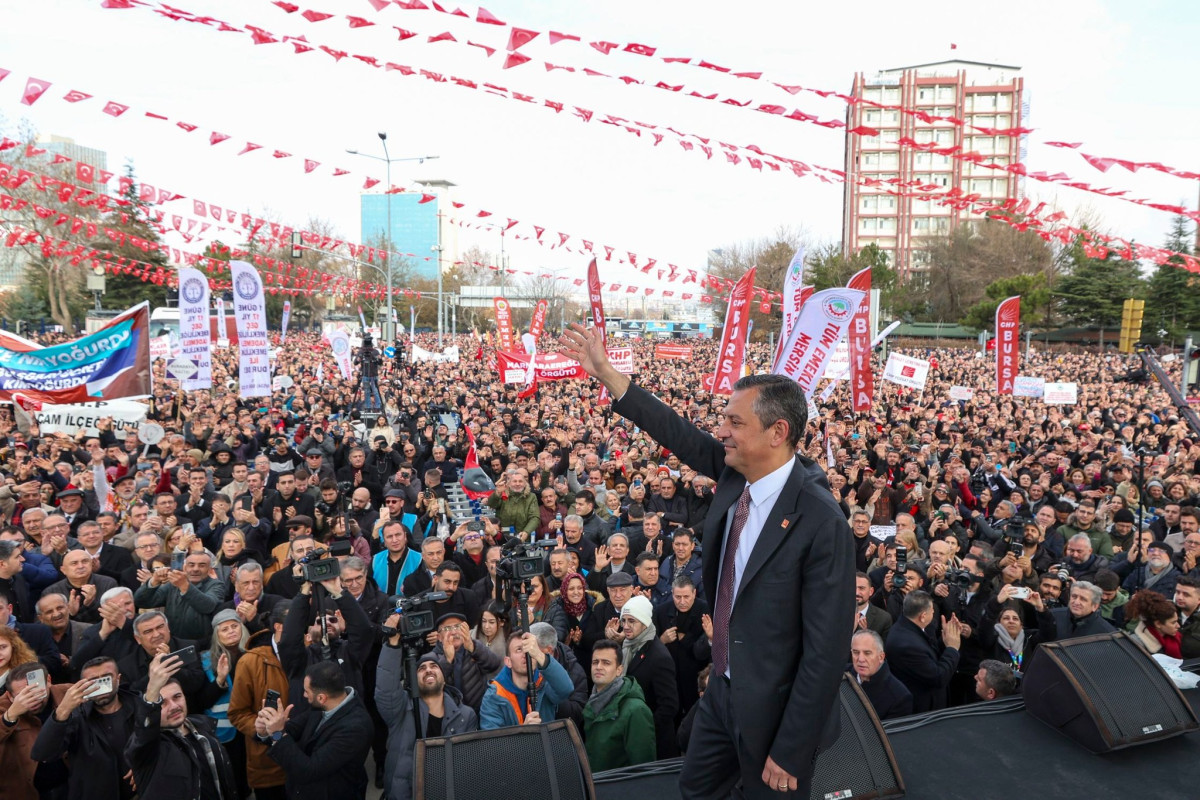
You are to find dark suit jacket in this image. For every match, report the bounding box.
[863,603,893,640]
[613,384,855,783]
[854,664,913,720]
[268,692,373,800]
[14,620,62,677]
[626,636,680,759]
[90,545,135,585]
[885,616,959,713]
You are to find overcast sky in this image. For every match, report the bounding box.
[1,0,1197,290]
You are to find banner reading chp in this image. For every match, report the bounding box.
[0,302,151,404]
[177,267,213,391]
[229,261,272,397]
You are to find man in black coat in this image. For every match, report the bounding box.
[117,610,209,713]
[565,328,854,799]
[31,656,138,800]
[612,595,680,760]
[1050,580,1116,640]
[125,652,238,800]
[0,539,34,623]
[256,660,374,800]
[278,577,374,715]
[849,630,913,720]
[885,591,963,713]
[653,576,711,716]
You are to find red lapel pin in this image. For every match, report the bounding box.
[781,519,790,529]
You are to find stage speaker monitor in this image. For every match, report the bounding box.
[810,674,905,800]
[415,718,595,800]
[1022,631,1199,753]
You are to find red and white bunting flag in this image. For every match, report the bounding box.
[995,296,1021,394]
[846,266,873,412]
[710,267,756,396]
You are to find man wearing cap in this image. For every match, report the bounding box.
[594,570,636,629]
[605,594,678,759]
[1119,540,1180,600]
[1107,508,1139,553]
[377,616,478,800]
[56,488,93,537]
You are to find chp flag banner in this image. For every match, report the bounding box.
[654,343,692,361]
[497,350,590,384]
[529,298,549,341]
[493,297,515,352]
[710,267,756,396]
[995,296,1021,394]
[0,302,151,404]
[846,266,873,412]
[881,353,931,391]
[327,328,354,380]
[12,393,147,437]
[177,267,213,391]
[772,245,810,371]
[773,288,867,398]
[229,261,272,397]
[281,300,292,343]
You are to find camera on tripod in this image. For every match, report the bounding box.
[496,538,557,581]
[296,540,353,582]
[381,591,448,640]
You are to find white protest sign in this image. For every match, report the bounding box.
[870,525,897,541]
[177,267,213,390]
[137,422,165,445]
[167,359,198,381]
[881,353,931,391]
[230,261,272,397]
[29,400,148,437]
[1043,382,1078,404]
[949,386,974,401]
[410,345,461,364]
[149,335,173,361]
[822,340,850,379]
[1012,375,1045,398]
[607,347,635,375]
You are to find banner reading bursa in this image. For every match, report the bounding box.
[711,267,756,396]
[773,288,866,398]
[995,296,1021,395]
[177,267,213,391]
[0,302,151,404]
[230,261,272,398]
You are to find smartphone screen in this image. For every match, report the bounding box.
[171,551,186,571]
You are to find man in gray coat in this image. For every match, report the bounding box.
[133,549,226,641]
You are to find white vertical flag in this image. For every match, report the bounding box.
[177,267,212,390]
[328,329,353,380]
[229,261,272,397]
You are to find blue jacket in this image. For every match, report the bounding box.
[479,654,573,730]
[371,548,422,594]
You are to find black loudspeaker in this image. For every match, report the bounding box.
[415,718,595,800]
[809,675,905,800]
[1022,631,1199,753]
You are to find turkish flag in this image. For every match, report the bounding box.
[210,132,230,145]
[477,6,505,24]
[346,16,373,28]
[301,9,332,21]
[139,183,156,203]
[21,77,51,106]
[238,142,261,155]
[63,89,92,103]
[624,43,656,56]
[0,69,8,84]
[75,162,95,183]
[102,101,129,117]
[303,159,319,173]
[508,27,538,50]
[503,53,530,69]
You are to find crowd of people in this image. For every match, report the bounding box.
[0,322,1198,799]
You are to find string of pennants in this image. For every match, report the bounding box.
[97,0,1200,227]
[266,0,1200,185]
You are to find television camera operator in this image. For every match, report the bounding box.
[356,331,384,411]
[278,544,373,715]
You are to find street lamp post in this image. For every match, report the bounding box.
[431,244,444,347]
[345,134,438,340]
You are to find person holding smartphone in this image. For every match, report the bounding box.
[31,656,136,800]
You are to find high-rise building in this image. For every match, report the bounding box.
[42,135,108,178]
[842,60,1026,277]
[360,187,456,282]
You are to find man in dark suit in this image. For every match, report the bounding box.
[0,587,60,676]
[564,327,855,798]
[1050,580,1116,639]
[75,521,134,585]
[849,629,912,720]
[0,540,34,623]
[256,660,374,800]
[855,572,893,640]
[885,591,962,713]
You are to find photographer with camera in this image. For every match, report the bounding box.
[278,568,373,714]
[427,611,502,711]
[479,631,574,730]
[376,615,479,800]
[931,553,991,706]
[365,436,402,491]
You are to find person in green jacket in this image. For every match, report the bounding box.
[487,471,540,539]
[582,639,656,772]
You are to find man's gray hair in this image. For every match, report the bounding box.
[997,500,1017,516]
[35,592,69,613]
[851,629,885,652]
[1068,533,1093,551]
[133,610,168,635]
[529,621,558,650]
[564,514,584,528]
[341,556,369,574]
[607,532,629,548]
[977,658,1020,698]
[101,586,133,604]
[235,562,264,580]
[1072,580,1102,606]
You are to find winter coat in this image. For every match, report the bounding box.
[125,696,238,800]
[479,655,574,729]
[377,644,478,800]
[266,691,373,800]
[133,576,227,641]
[582,677,656,772]
[854,662,913,721]
[625,636,680,759]
[432,637,504,711]
[486,489,540,536]
[228,628,290,788]
[30,688,138,800]
[551,590,607,669]
[0,684,70,800]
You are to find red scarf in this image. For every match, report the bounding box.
[1149,625,1183,659]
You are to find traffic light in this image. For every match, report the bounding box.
[1118,298,1144,353]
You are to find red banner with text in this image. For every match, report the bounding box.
[995,296,1021,394]
[710,267,756,396]
[493,297,514,352]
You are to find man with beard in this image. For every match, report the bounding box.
[1060,534,1110,584]
[1174,576,1200,658]
[278,576,373,712]
[377,619,478,800]
[263,472,317,548]
[125,652,237,800]
[32,656,137,800]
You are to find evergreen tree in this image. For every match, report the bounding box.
[1145,214,1199,343]
[1055,235,1146,328]
[92,164,172,311]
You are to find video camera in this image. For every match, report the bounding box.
[945,568,978,592]
[357,330,380,379]
[381,590,449,640]
[893,546,908,589]
[1004,516,1032,558]
[496,537,558,582]
[297,540,353,582]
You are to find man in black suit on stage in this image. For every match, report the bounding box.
[563,325,855,799]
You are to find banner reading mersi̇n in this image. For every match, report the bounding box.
[0,303,151,404]
[177,267,213,391]
[773,289,866,398]
[229,261,272,397]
